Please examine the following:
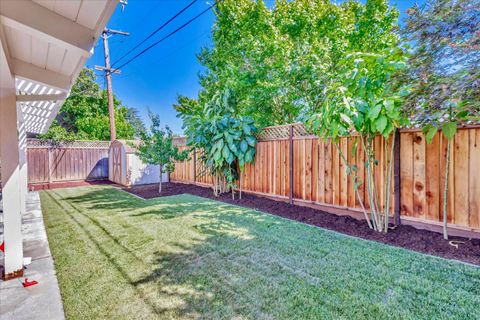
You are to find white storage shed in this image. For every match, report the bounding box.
[108,140,169,187]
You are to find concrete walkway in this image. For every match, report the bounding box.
[0,192,65,320]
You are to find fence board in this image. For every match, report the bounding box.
[340,138,348,207]
[454,130,469,226]
[426,134,440,221]
[413,133,426,218]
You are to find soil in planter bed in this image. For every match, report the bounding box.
[124,182,480,265]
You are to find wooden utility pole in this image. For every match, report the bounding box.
[95,28,129,141]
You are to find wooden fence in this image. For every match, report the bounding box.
[27,139,109,186]
[171,124,480,235]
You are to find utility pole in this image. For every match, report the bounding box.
[95,28,129,141]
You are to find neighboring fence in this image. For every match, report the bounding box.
[171,123,480,234]
[27,139,110,185]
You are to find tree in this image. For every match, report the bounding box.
[136,112,188,193]
[125,107,147,138]
[303,0,408,232]
[401,0,480,239]
[40,68,144,141]
[176,90,258,198]
[38,120,75,144]
[182,0,405,129]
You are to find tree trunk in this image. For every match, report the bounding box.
[159,167,163,193]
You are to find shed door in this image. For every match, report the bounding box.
[112,145,122,183]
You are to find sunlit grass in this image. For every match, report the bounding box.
[41,186,480,319]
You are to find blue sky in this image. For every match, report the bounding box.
[86,0,422,134]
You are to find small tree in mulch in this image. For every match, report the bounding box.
[177,90,258,199]
[135,112,188,193]
[401,0,480,239]
[305,50,409,233]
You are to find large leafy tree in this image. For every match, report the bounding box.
[401,0,480,239]
[136,112,188,193]
[40,68,143,141]
[178,0,404,128]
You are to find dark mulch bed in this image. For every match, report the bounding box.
[125,182,480,265]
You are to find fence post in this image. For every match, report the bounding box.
[289,124,294,204]
[394,130,401,226]
[47,146,53,185]
[193,148,197,184]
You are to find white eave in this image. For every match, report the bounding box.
[0,0,118,134]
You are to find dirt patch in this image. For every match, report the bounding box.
[125,182,480,265]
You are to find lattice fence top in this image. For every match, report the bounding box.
[171,123,315,145]
[27,139,110,149]
[172,137,187,146]
[257,123,313,141]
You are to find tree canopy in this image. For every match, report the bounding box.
[401,0,479,125]
[176,0,402,128]
[39,68,144,141]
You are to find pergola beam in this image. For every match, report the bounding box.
[16,93,67,102]
[13,59,71,92]
[0,0,94,57]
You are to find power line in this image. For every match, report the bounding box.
[114,1,217,72]
[114,29,211,81]
[111,0,198,67]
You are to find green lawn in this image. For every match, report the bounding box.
[40,186,479,320]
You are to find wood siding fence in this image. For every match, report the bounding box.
[27,139,109,185]
[171,125,480,234]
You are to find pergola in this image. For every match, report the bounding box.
[0,0,117,280]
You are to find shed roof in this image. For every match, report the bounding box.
[112,140,141,154]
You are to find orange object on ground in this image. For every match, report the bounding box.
[0,242,4,252]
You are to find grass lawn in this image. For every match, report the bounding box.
[40,186,479,320]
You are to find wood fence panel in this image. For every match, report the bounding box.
[171,125,480,231]
[27,140,109,185]
[27,148,48,183]
[469,129,480,229]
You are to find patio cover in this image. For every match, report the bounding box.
[0,0,118,280]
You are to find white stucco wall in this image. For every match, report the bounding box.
[127,154,169,186]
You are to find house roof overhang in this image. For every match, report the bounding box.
[0,0,118,134]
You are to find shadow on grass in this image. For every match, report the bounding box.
[44,188,286,318]
[62,187,151,211]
